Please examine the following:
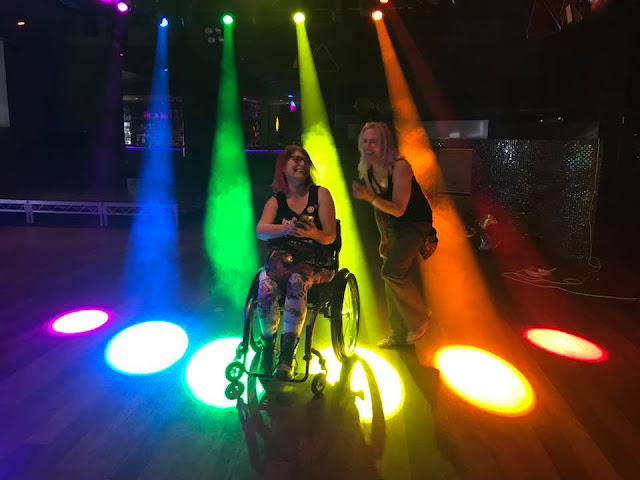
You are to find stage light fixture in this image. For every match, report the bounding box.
[203,26,223,45]
[222,14,234,25]
[293,12,305,24]
[159,17,169,28]
[17,21,26,27]
[380,0,390,4]
[372,10,383,21]
[116,1,130,14]
[354,97,374,114]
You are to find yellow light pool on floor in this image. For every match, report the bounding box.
[313,347,404,422]
[524,328,607,362]
[434,345,535,416]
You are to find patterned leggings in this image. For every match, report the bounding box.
[257,268,335,337]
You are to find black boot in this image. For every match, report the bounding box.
[256,335,277,376]
[275,332,299,380]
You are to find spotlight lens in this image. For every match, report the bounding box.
[116,2,129,13]
[159,17,168,28]
[372,10,383,21]
[380,0,390,4]
[293,12,305,24]
[222,14,234,25]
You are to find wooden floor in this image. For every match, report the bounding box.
[1,224,639,479]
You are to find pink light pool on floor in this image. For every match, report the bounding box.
[524,328,608,362]
[50,309,110,334]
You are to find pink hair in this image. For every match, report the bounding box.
[271,145,316,194]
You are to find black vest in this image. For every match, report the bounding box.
[268,185,332,264]
[272,184,323,229]
[368,163,433,224]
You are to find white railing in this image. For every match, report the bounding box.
[0,199,32,224]
[0,199,178,227]
[30,200,104,226]
[103,202,178,227]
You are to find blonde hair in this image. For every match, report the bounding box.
[357,122,398,179]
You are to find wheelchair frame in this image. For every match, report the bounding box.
[224,221,360,399]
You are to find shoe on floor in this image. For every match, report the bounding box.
[256,334,277,376]
[376,335,406,348]
[274,332,299,380]
[406,321,428,344]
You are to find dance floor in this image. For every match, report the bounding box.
[1,224,639,479]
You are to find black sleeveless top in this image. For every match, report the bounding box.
[268,185,332,264]
[368,160,433,224]
[272,184,323,229]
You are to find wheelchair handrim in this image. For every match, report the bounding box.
[332,271,360,361]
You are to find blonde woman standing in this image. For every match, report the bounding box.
[351,122,435,347]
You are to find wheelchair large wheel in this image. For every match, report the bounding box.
[331,269,360,362]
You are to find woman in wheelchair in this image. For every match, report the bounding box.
[255,145,337,380]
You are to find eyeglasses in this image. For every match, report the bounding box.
[289,155,311,165]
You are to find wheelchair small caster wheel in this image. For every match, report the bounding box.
[311,372,327,395]
[225,362,244,382]
[225,381,245,400]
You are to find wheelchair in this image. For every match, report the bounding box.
[224,221,360,399]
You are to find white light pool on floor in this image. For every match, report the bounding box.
[185,337,261,408]
[105,321,188,375]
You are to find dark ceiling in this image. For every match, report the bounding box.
[0,0,637,120]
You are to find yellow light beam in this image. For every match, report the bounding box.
[295,20,378,329]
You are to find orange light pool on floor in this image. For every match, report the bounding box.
[434,346,535,416]
[524,328,607,362]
